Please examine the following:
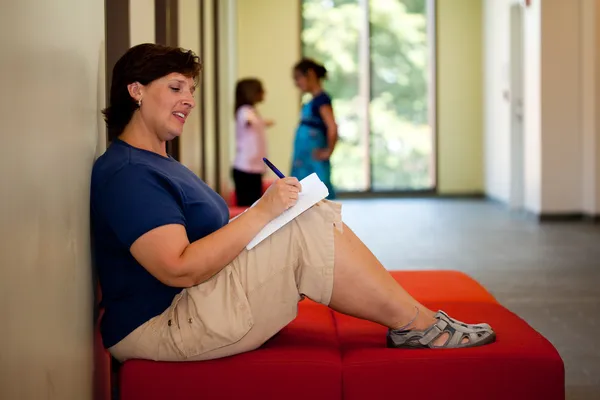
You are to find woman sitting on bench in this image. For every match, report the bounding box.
[91,43,495,363]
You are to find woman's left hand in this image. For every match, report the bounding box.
[313,148,332,161]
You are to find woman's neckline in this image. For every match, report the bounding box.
[114,138,175,162]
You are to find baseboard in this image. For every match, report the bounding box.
[537,212,600,223]
[484,196,600,223]
[587,214,600,224]
[538,213,586,222]
[583,214,600,223]
[436,192,486,199]
[336,191,485,200]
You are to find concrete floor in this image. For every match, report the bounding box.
[340,198,600,400]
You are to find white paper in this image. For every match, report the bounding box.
[245,173,329,250]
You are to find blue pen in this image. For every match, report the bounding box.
[263,157,285,179]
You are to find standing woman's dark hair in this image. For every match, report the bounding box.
[234,78,264,116]
[102,43,201,141]
[293,58,328,80]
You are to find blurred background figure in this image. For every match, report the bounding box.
[291,58,338,199]
[232,78,274,206]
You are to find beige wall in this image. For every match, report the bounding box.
[236,0,301,178]
[437,0,484,193]
[235,0,483,194]
[581,0,600,214]
[0,0,105,398]
[540,0,582,213]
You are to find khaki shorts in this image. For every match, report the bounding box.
[109,200,342,362]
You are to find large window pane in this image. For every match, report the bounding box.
[370,0,432,190]
[301,0,435,192]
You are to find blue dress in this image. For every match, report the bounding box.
[291,92,336,199]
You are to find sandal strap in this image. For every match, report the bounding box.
[419,312,493,347]
[437,310,491,330]
[418,319,447,346]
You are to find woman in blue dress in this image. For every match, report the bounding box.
[291,58,338,199]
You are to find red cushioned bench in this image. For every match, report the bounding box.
[95,270,565,400]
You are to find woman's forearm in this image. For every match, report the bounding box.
[177,207,271,286]
[326,127,338,155]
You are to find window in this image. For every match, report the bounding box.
[301,0,436,192]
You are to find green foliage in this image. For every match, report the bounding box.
[302,0,433,191]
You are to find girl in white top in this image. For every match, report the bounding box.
[232,78,274,206]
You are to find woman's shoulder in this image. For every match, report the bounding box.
[309,91,332,114]
[93,142,151,175]
[314,91,332,103]
[237,105,263,128]
[92,158,155,195]
[92,146,175,196]
[236,104,255,118]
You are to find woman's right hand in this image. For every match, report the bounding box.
[254,177,302,220]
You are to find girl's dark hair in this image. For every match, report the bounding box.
[294,58,327,79]
[102,43,201,141]
[234,78,264,115]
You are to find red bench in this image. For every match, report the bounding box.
[94,270,564,399]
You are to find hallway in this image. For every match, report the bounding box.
[342,198,600,400]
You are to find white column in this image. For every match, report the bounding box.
[522,0,542,213]
[0,0,105,398]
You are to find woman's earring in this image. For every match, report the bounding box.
[137,98,142,107]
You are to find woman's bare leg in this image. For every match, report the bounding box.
[328,223,437,331]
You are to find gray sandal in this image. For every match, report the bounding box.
[387,310,496,349]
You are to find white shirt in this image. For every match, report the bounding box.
[233,105,267,174]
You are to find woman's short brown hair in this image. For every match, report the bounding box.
[102,43,201,141]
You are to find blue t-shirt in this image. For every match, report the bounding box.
[91,139,230,348]
[300,91,332,134]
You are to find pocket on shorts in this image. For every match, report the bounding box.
[170,266,254,359]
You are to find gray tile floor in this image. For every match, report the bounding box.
[340,198,600,400]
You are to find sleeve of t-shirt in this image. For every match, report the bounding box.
[244,106,261,127]
[311,92,333,116]
[93,164,186,249]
